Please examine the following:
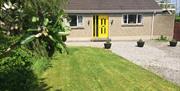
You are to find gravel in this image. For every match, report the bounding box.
[66,40,180,85]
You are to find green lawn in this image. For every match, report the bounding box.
[42,47,180,91]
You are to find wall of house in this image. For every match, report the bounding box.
[68,14,93,41]
[67,13,175,41]
[109,14,153,40]
[153,14,175,39]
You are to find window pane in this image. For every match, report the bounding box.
[123,15,128,23]
[78,16,83,26]
[138,15,142,23]
[69,15,77,26]
[128,15,136,24]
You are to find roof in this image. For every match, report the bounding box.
[65,0,162,13]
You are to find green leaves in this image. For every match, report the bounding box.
[21,35,36,45]
[43,18,49,26]
[27,29,39,32]
[58,31,70,36]
[1,0,70,57]
[48,35,56,42]
[32,17,39,23]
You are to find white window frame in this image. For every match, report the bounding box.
[69,15,83,27]
[122,14,143,25]
[77,16,83,26]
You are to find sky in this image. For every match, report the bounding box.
[171,0,180,14]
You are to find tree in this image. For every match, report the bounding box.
[0,0,70,57]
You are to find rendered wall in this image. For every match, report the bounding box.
[68,14,93,39]
[109,14,153,40]
[67,14,174,41]
[153,14,175,39]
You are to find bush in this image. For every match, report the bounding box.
[0,47,52,90]
[175,16,180,22]
[0,32,21,51]
[1,0,70,58]
[0,48,38,91]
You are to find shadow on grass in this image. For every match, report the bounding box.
[0,60,53,91]
[35,78,52,91]
[0,34,61,91]
[0,55,57,91]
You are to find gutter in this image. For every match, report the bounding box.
[65,9,163,13]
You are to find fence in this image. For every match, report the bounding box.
[174,22,180,41]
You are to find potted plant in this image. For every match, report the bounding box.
[137,39,145,47]
[169,39,177,47]
[104,40,112,49]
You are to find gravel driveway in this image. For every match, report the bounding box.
[66,40,180,85]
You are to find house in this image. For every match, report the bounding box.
[65,0,175,41]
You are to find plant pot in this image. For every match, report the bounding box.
[104,43,111,49]
[169,41,177,47]
[137,42,145,47]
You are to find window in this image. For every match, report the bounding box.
[123,14,143,25]
[69,15,83,27]
[137,15,142,23]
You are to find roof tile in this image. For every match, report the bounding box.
[66,0,161,10]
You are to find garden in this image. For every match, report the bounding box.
[0,0,70,90]
[0,0,180,91]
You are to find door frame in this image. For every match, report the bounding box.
[92,15,109,40]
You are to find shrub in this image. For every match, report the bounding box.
[0,0,70,58]
[175,16,180,22]
[0,46,53,90]
[0,48,38,91]
[0,32,21,51]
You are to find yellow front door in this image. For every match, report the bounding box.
[98,15,109,38]
[93,15,109,39]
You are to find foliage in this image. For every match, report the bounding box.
[175,16,180,22]
[0,0,70,57]
[155,35,168,41]
[0,0,25,35]
[0,47,52,90]
[0,0,69,90]
[0,31,21,51]
[0,48,38,91]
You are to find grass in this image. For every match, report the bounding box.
[176,16,180,22]
[32,57,51,76]
[42,47,180,91]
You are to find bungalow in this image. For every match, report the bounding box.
[65,0,175,41]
